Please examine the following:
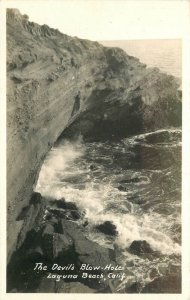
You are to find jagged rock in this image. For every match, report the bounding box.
[59,209,81,221]
[96,221,118,236]
[60,219,115,267]
[48,208,81,221]
[118,185,127,192]
[24,246,44,258]
[53,233,73,257]
[51,198,78,210]
[68,210,81,220]
[119,177,141,184]
[38,218,115,268]
[83,220,89,227]
[16,193,45,249]
[128,240,153,256]
[47,198,82,221]
[16,205,30,221]
[127,194,144,205]
[41,223,73,260]
[48,208,67,219]
[42,223,54,235]
[60,201,78,210]
[30,192,43,205]
[90,164,98,171]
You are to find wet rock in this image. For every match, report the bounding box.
[141,274,181,293]
[48,208,81,221]
[7,242,44,292]
[43,223,54,235]
[16,206,30,221]
[16,194,46,249]
[127,195,144,205]
[48,208,66,219]
[24,246,44,258]
[41,229,54,260]
[83,220,88,227]
[44,212,52,221]
[49,198,65,208]
[53,233,73,257]
[75,238,114,267]
[60,219,116,268]
[149,268,160,280]
[128,240,153,256]
[90,164,98,171]
[63,209,81,221]
[59,219,84,237]
[96,221,118,236]
[52,198,78,210]
[118,185,127,192]
[119,177,141,184]
[30,192,43,205]
[42,223,73,260]
[45,213,60,227]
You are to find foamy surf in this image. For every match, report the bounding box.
[124,128,182,147]
[35,128,181,288]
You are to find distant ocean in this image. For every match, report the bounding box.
[100,40,182,79]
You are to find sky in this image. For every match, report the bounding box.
[3,0,185,77]
[4,0,189,41]
[100,40,182,78]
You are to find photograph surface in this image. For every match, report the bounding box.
[3,1,188,296]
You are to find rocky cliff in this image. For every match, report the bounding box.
[7,9,181,261]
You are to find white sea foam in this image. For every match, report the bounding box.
[36,138,85,191]
[36,138,181,257]
[124,128,182,147]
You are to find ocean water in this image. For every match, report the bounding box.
[36,128,181,292]
[100,40,182,79]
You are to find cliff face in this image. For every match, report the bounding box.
[7,9,181,259]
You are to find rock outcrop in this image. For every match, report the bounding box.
[7,193,116,292]
[7,8,181,261]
